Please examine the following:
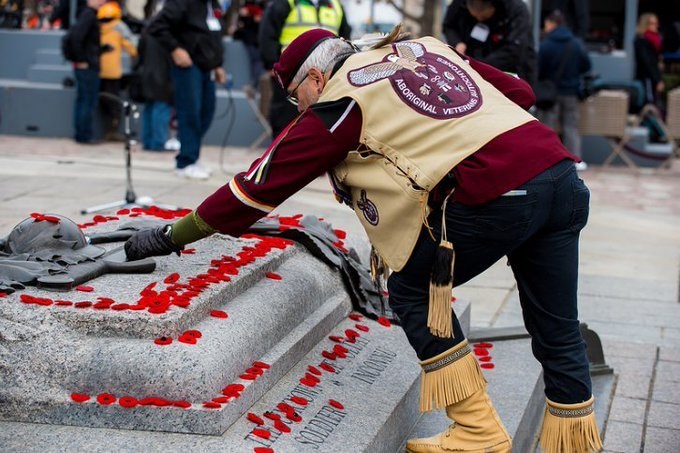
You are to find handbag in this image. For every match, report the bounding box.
[534,41,573,110]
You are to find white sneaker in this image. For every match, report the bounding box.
[195,161,213,176]
[575,161,588,171]
[165,137,181,151]
[175,164,210,180]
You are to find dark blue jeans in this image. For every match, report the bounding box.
[171,64,216,169]
[387,159,592,403]
[73,68,100,143]
[142,101,172,150]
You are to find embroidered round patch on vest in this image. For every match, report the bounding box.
[356,190,379,225]
[347,41,482,119]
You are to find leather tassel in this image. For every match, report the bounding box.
[428,190,455,338]
[540,396,603,453]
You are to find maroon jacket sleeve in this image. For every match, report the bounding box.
[467,56,536,109]
[196,100,362,236]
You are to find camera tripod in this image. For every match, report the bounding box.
[81,94,178,214]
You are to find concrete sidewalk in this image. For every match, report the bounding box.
[0,135,679,452]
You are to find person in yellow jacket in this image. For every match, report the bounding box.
[259,0,351,137]
[98,1,138,141]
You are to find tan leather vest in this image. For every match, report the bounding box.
[320,37,536,271]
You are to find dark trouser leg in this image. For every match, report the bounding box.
[74,68,100,143]
[508,166,592,404]
[199,70,216,139]
[171,65,203,169]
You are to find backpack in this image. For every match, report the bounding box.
[61,29,78,62]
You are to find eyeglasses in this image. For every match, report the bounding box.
[287,73,309,106]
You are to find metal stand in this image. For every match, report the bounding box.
[81,95,178,215]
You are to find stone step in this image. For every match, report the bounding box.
[27,64,73,84]
[34,49,66,66]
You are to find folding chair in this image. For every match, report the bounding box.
[630,102,675,169]
[578,90,636,168]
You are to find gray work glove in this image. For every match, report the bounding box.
[124,225,183,261]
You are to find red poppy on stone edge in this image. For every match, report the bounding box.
[333,344,349,355]
[254,448,274,453]
[377,317,391,327]
[328,335,344,343]
[265,272,282,280]
[178,335,197,345]
[252,428,271,439]
[277,402,293,413]
[74,301,93,309]
[203,401,221,409]
[247,413,265,425]
[304,372,320,383]
[183,330,202,339]
[355,323,370,332]
[321,350,337,360]
[181,248,196,254]
[164,273,180,284]
[478,355,493,362]
[210,310,228,319]
[55,300,73,306]
[333,229,347,239]
[319,363,336,373]
[480,363,495,369]
[274,419,291,433]
[111,303,131,311]
[117,209,130,215]
[0,292,7,298]
[474,348,489,357]
[328,399,344,410]
[119,396,138,408]
[299,376,317,387]
[307,365,321,376]
[246,367,264,376]
[70,393,90,403]
[345,329,360,340]
[286,411,302,422]
[290,396,308,406]
[154,337,173,346]
[348,313,362,321]
[240,372,258,380]
[252,361,271,370]
[96,393,116,405]
[264,411,281,421]
[173,400,191,409]
[75,285,94,292]
[212,396,230,404]
[474,342,494,349]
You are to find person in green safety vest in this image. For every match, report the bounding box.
[259,0,351,137]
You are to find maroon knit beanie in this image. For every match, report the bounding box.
[272,29,337,89]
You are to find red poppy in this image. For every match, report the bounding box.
[348,313,362,321]
[264,411,281,421]
[71,393,90,403]
[252,361,271,370]
[178,335,197,345]
[127,304,146,311]
[274,419,291,433]
[473,348,489,357]
[246,367,264,376]
[286,411,302,422]
[305,372,320,383]
[265,272,282,280]
[328,399,344,410]
[164,273,180,284]
[252,428,271,439]
[173,400,191,409]
[93,300,113,309]
[181,248,196,255]
[20,294,35,304]
[96,393,116,405]
[333,229,347,239]
[75,285,94,292]
[203,401,221,409]
[377,317,391,327]
[74,301,93,309]
[290,396,308,406]
[111,303,131,311]
[480,363,495,369]
[222,384,244,397]
[345,329,360,340]
[333,344,349,355]
[55,300,73,307]
[321,351,337,360]
[307,365,321,376]
[254,448,274,453]
[328,335,344,343]
[247,413,265,425]
[148,306,168,315]
[240,372,258,380]
[451,296,457,302]
[92,215,108,223]
[212,396,230,404]
[478,355,493,362]
[116,209,130,215]
[119,396,138,408]
[474,342,493,349]
[277,402,293,413]
[319,363,336,373]
[210,310,228,319]
[35,298,53,306]
[42,215,61,223]
[154,337,172,346]
[355,324,370,332]
[183,330,202,339]
[0,292,7,298]
[299,377,317,387]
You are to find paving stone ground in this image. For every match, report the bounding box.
[0,135,679,452]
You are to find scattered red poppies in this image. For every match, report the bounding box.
[70,393,90,403]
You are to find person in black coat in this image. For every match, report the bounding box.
[634,12,664,105]
[443,0,536,84]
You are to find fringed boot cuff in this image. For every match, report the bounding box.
[418,339,487,412]
[539,395,603,453]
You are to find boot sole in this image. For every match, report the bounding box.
[405,441,511,453]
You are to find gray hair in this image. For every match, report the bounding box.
[291,38,357,85]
